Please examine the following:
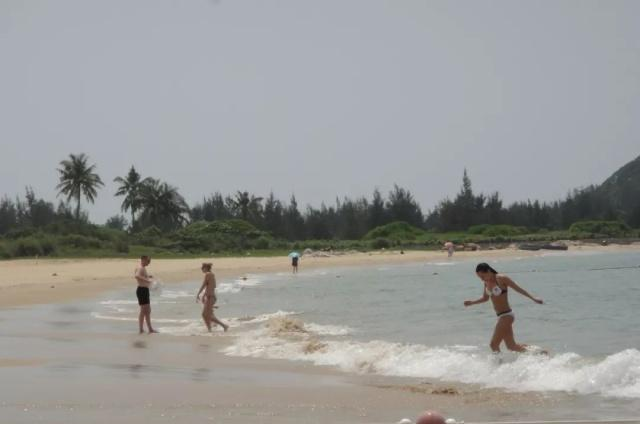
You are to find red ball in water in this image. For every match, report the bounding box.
[416,411,447,424]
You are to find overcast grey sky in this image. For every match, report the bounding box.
[1,0,639,223]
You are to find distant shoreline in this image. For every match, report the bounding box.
[1,243,639,308]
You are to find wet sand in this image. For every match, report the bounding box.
[0,317,578,424]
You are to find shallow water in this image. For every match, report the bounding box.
[22,250,640,419]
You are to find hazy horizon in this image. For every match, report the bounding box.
[2,0,639,223]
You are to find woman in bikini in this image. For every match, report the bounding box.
[464,263,543,353]
[196,263,229,332]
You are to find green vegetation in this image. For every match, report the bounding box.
[1,152,639,259]
[364,221,426,240]
[569,221,632,238]
[467,224,529,237]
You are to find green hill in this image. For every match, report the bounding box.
[596,155,640,226]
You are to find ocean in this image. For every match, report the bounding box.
[90,250,640,417]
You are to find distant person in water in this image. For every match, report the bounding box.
[196,263,229,332]
[464,263,544,353]
[291,255,299,274]
[135,255,157,334]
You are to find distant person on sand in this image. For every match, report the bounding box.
[134,255,157,334]
[464,263,545,354]
[445,241,454,257]
[196,263,229,332]
[291,255,299,274]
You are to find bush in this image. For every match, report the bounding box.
[468,224,528,237]
[39,237,57,255]
[105,215,128,231]
[0,243,11,259]
[252,236,271,250]
[569,220,631,237]
[364,221,425,240]
[370,237,391,249]
[133,226,163,246]
[114,238,130,254]
[11,237,43,257]
[59,234,102,249]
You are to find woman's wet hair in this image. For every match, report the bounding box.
[476,262,498,274]
[202,262,213,271]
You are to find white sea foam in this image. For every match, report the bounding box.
[224,319,640,399]
[100,300,138,305]
[160,290,192,299]
[426,262,456,266]
[305,323,353,336]
[91,312,193,324]
[228,310,298,325]
[217,275,265,294]
[158,321,228,336]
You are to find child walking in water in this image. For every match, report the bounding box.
[196,263,229,332]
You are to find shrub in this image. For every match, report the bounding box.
[370,237,391,249]
[364,221,425,240]
[252,236,271,250]
[0,243,10,259]
[467,224,528,237]
[11,237,43,257]
[114,238,130,254]
[133,226,163,246]
[105,215,128,231]
[569,220,631,237]
[39,237,57,255]
[59,234,102,249]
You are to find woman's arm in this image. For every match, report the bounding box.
[196,277,207,302]
[503,276,543,304]
[464,290,489,307]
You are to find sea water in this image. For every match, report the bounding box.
[92,250,640,408]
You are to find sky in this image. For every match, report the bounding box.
[1,0,639,223]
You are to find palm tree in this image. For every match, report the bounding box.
[230,191,263,222]
[114,166,142,229]
[56,153,104,220]
[137,178,189,231]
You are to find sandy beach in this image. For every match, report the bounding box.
[2,245,640,424]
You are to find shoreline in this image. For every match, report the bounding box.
[2,244,639,308]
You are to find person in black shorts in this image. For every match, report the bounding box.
[291,255,299,274]
[134,255,157,334]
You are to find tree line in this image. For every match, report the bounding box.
[0,153,637,241]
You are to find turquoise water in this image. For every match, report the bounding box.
[87,250,640,411]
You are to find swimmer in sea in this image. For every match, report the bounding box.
[464,262,545,354]
[196,262,229,332]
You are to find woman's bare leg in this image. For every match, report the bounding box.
[202,304,212,332]
[211,313,229,332]
[501,316,528,352]
[489,319,507,353]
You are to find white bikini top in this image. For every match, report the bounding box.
[485,283,507,297]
